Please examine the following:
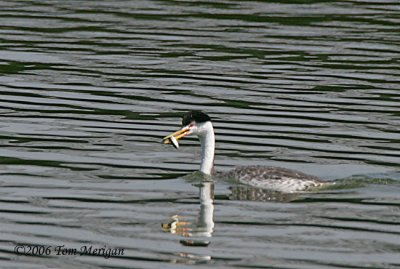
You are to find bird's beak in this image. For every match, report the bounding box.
[162,126,190,144]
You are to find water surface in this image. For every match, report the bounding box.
[1,0,400,268]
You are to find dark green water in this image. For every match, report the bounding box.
[1,0,400,268]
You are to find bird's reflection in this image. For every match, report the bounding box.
[161,180,300,264]
[229,185,299,202]
[162,180,214,244]
[162,181,299,236]
[161,180,214,264]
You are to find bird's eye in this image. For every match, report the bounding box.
[189,123,194,128]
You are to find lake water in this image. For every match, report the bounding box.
[1,0,400,268]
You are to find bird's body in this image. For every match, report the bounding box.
[217,165,327,192]
[163,111,331,193]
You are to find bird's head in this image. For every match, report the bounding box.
[162,111,212,147]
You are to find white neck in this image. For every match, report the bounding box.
[198,122,215,175]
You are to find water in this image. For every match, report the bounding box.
[1,0,400,268]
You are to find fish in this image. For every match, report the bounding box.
[169,135,179,149]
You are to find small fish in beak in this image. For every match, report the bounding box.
[169,135,179,149]
[162,126,190,149]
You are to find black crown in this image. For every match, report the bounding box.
[182,111,211,126]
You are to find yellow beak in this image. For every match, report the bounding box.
[162,127,190,144]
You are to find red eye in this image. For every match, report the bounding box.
[189,123,194,128]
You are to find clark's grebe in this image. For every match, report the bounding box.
[162,111,330,192]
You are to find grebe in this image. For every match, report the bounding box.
[162,111,330,192]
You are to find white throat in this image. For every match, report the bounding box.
[198,121,215,175]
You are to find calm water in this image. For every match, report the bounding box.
[1,0,400,268]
